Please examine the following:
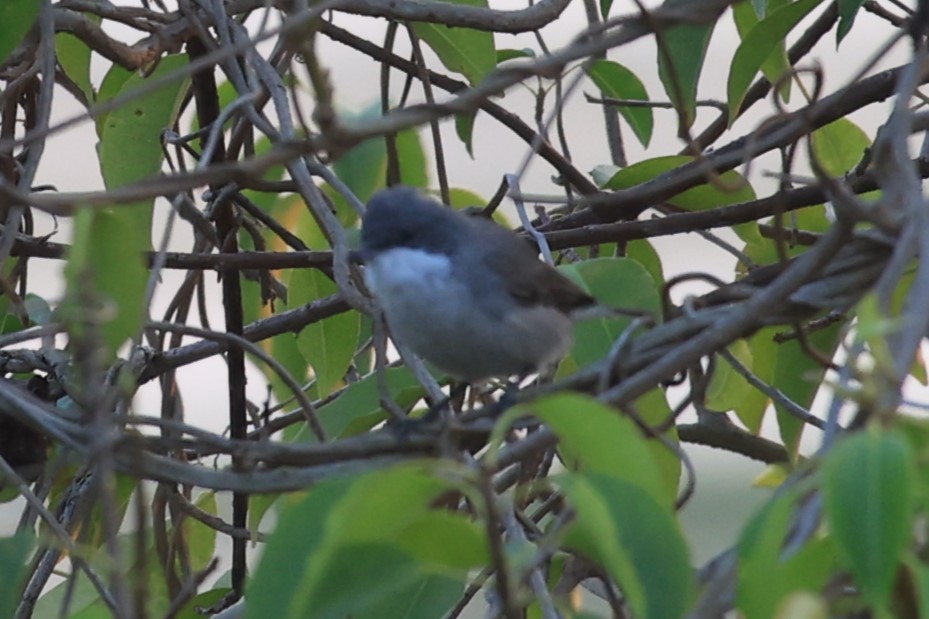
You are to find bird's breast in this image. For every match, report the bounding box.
[365,247,454,296]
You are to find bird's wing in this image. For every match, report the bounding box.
[467,217,595,312]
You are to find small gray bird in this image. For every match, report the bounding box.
[358,186,594,382]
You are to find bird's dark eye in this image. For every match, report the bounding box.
[395,229,415,247]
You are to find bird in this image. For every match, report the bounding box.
[357,186,594,382]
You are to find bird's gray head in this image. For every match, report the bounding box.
[360,187,461,259]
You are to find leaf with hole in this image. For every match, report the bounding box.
[66,55,189,357]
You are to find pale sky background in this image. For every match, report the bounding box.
[1,0,921,595]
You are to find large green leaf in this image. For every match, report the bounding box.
[66,54,189,357]
[657,23,715,129]
[512,394,673,505]
[625,238,665,289]
[334,131,387,204]
[64,211,149,356]
[587,60,653,147]
[184,492,219,572]
[727,0,826,120]
[238,249,309,406]
[737,491,837,619]
[356,574,464,619]
[731,329,773,433]
[706,339,755,413]
[412,0,496,86]
[246,463,481,619]
[603,155,756,210]
[0,533,34,619]
[823,428,915,609]
[561,473,694,619]
[559,257,661,368]
[740,206,840,451]
[0,1,39,66]
[289,366,425,441]
[94,64,134,135]
[396,127,429,188]
[748,322,841,454]
[291,269,361,398]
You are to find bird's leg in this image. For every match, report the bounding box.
[381,382,468,443]
[456,378,524,423]
[420,381,468,423]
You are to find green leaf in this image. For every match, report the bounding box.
[635,389,683,497]
[454,111,477,158]
[174,589,233,619]
[559,258,661,368]
[67,54,189,357]
[823,428,915,608]
[732,0,791,102]
[239,263,310,405]
[706,340,754,412]
[292,269,361,398]
[445,187,486,209]
[603,155,756,210]
[591,164,621,188]
[396,127,429,188]
[737,490,837,619]
[184,492,218,572]
[23,293,52,325]
[56,32,96,103]
[95,64,134,136]
[837,0,868,43]
[742,213,842,452]
[393,511,488,568]
[72,474,138,550]
[731,332,772,434]
[356,574,464,619]
[36,521,182,617]
[64,210,149,357]
[0,533,34,619]
[249,493,279,532]
[657,23,715,128]
[513,394,673,505]
[412,0,496,86]
[496,48,533,62]
[336,122,388,203]
[727,0,825,120]
[753,322,841,455]
[0,1,39,66]
[625,239,665,288]
[910,558,929,619]
[600,0,616,18]
[587,60,653,147]
[246,463,477,619]
[561,473,694,619]
[290,366,424,440]
[810,118,870,177]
